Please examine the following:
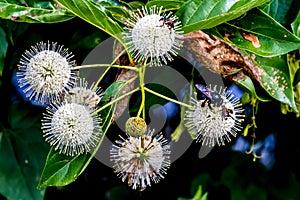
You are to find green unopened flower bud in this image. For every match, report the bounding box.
[125,117,147,137]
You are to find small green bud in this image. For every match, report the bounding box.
[242,124,250,137]
[241,92,251,104]
[280,103,288,115]
[125,117,147,137]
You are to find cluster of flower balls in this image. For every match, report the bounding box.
[17,41,103,156]
[16,6,244,191]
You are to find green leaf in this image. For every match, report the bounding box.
[294,68,300,86]
[0,103,48,200]
[55,0,123,39]
[224,9,300,57]
[178,0,270,33]
[38,80,129,188]
[237,76,271,102]
[92,1,131,24]
[172,85,192,142]
[0,2,74,23]
[0,130,35,200]
[263,0,294,25]
[237,76,258,98]
[101,80,128,102]
[37,147,89,188]
[8,103,40,130]
[287,52,300,85]
[123,1,145,9]
[107,185,130,200]
[146,0,184,10]
[105,5,131,23]
[177,185,208,200]
[0,27,8,77]
[256,55,297,111]
[291,9,300,37]
[69,30,109,50]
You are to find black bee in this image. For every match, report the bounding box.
[195,84,223,108]
[159,16,176,30]
[195,84,234,120]
[221,106,234,120]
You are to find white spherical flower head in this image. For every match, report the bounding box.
[184,85,245,147]
[42,102,102,156]
[110,129,171,191]
[64,78,103,107]
[124,6,183,66]
[17,41,77,104]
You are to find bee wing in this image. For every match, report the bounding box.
[195,84,205,92]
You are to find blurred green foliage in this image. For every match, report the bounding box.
[0,0,300,199]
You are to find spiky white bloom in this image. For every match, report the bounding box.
[123,6,183,66]
[64,78,103,107]
[184,86,244,147]
[41,101,102,156]
[110,129,171,191]
[17,41,77,104]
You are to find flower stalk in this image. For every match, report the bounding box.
[144,87,193,109]
[137,62,147,118]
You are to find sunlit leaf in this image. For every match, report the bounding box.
[178,0,270,33]
[224,9,300,57]
[37,147,89,188]
[101,80,128,101]
[0,2,74,23]
[237,76,271,102]
[92,0,131,24]
[256,55,297,111]
[146,0,184,10]
[126,1,145,9]
[105,6,131,23]
[56,0,123,40]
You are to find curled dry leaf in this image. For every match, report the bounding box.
[183,30,264,86]
[113,42,137,120]
[239,30,261,48]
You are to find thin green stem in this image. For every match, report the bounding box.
[82,76,139,174]
[142,67,146,119]
[94,87,140,114]
[80,126,106,175]
[144,87,193,109]
[136,63,147,118]
[72,64,137,71]
[245,137,262,161]
[95,49,127,90]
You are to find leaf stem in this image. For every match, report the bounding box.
[72,64,137,71]
[95,87,139,114]
[144,87,193,109]
[82,76,138,175]
[96,49,129,89]
[136,63,147,118]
